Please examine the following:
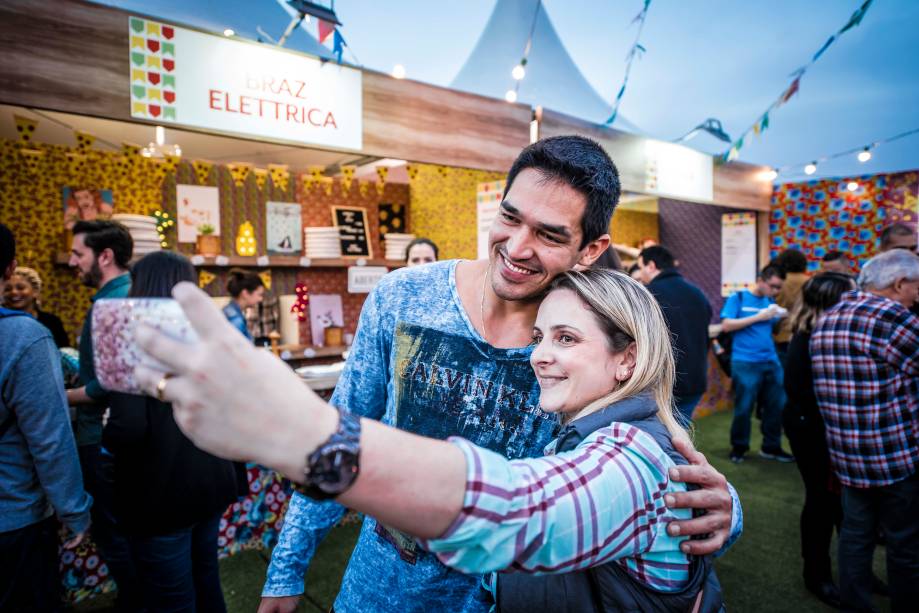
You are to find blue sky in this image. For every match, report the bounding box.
[98,1,919,181]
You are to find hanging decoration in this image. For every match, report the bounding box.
[227,162,252,187]
[253,168,269,191]
[771,126,919,178]
[317,19,335,44]
[269,163,290,192]
[236,221,257,256]
[13,115,38,146]
[258,270,272,291]
[605,0,652,125]
[321,177,334,196]
[405,164,419,182]
[198,269,216,289]
[193,160,214,185]
[721,0,875,162]
[376,166,388,196]
[305,165,324,192]
[291,282,310,322]
[19,148,45,176]
[74,130,96,153]
[358,179,371,198]
[340,165,356,193]
[505,0,542,105]
[153,209,175,248]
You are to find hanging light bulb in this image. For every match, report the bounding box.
[505,89,518,103]
[846,181,859,192]
[857,148,872,163]
[392,64,406,79]
[762,168,778,181]
[804,162,817,175]
[223,28,235,37]
[512,64,526,80]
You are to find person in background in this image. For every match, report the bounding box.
[589,244,623,271]
[2,266,70,347]
[66,219,140,609]
[879,221,917,254]
[638,245,713,425]
[246,292,281,348]
[627,262,642,282]
[782,273,855,608]
[820,251,850,275]
[224,268,265,340]
[405,237,439,267]
[811,250,919,612]
[104,251,242,612]
[720,264,793,464]
[0,223,92,612]
[771,249,810,368]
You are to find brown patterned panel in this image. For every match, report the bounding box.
[408,163,505,260]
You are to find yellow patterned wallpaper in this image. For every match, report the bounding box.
[408,163,504,260]
[610,210,659,249]
[0,139,163,342]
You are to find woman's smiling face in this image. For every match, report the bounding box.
[530,288,630,415]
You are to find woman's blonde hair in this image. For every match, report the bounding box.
[12,266,43,308]
[548,268,689,442]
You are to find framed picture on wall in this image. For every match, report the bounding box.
[332,206,372,258]
[63,187,114,231]
[266,201,302,255]
[176,185,220,243]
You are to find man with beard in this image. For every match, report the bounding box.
[67,220,140,608]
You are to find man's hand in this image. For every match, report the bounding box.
[666,438,733,555]
[66,387,91,405]
[63,530,86,550]
[257,595,301,613]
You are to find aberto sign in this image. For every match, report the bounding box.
[128,16,362,150]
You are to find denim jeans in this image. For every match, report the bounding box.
[839,472,919,612]
[729,359,785,451]
[674,393,704,427]
[129,513,226,613]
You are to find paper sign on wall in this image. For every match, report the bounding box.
[176,184,220,243]
[347,266,388,294]
[266,201,302,254]
[128,16,362,150]
[477,180,505,260]
[721,212,757,296]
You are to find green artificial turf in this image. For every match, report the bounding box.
[75,410,893,612]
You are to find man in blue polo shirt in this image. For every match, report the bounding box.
[720,264,794,463]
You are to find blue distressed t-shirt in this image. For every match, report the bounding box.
[720,290,778,363]
[263,260,559,612]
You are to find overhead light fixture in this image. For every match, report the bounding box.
[392,64,406,79]
[141,125,182,159]
[762,168,778,182]
[512,64,526,80]
[857,148,872,163]
[846,181,859,192]
[223,28,235,37]
[804,162,817,175]
[505,89,518,103]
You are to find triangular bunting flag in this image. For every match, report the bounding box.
[268,163,290,193]
[340,165,356,193]
[74,130,95,153]
[253,168,269,191]
[13,115,38,146]
[227,162,252,187]
[258,271,272,291]
[318,19,335,44]
[193,160,214,185]
[198,270,216,289]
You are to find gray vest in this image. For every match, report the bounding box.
[496,394,724,613]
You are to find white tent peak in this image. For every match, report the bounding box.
[451,0,642,133]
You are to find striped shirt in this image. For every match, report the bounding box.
[423,422,692,591]
[811,290,919,488]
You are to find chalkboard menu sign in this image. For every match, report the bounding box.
[332,206,373,258]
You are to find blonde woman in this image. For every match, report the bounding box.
[2,266,70,347]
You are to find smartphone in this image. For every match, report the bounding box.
[92,298,197,394]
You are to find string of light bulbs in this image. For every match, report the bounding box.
[505,0,543,103]
[760,126,919,181]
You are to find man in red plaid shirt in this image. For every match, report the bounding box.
[811,249,919,612]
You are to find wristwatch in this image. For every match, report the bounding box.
[295,408,362,500]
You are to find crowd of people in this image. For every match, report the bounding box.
[0,135,916,613]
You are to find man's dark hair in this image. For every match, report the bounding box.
[759,264,786,281]
[72,220,133,268]
[822,250,846,263]
[504,135,621,249]
[0,223,14,273]
[129,251,196,298]
[638,245,675,271]
[773,248,807,273]
[879,222,915,250]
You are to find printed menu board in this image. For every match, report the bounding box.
[332,206,372,258]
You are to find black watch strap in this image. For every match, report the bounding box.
[294,408,361,500]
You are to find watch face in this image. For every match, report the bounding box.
[315,446,360,494]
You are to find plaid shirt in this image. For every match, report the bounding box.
[811,291,919,488]
[422,423,693,592]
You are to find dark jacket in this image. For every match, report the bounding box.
[103,392,244,535]
[496,394,723,613]
[647,269,713,397]
[36,309,70,348]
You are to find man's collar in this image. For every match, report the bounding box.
[651,268,681,282]
[92,272,131,301]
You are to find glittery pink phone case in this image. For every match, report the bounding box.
[92,298,197,394]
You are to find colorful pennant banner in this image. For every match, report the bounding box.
[605,0,652,125]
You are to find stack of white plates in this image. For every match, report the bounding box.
[384,233,415,261]
[304,227,342,259]
[113,214,162,258]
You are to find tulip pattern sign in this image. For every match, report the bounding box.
[129,17,177,121]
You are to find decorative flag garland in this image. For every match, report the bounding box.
[772,126,919,177]
[605,0,652,126]
[721,0,874,163]
[505,0,543,104]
